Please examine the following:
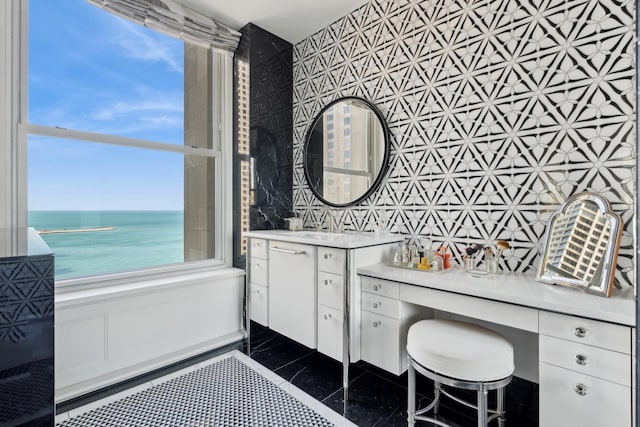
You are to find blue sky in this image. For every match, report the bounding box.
[28,0,185,210]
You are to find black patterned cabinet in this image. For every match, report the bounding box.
[0,229,55,426]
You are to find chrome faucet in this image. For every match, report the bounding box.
[327,209,335,233]
[317,207,338,233]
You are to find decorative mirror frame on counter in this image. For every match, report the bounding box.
[536,192,623,297]
[303,96,390,207]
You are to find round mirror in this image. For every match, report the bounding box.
[303,97,390,207]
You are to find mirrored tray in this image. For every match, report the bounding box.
[385,262,456,273]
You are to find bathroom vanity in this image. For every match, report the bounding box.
[357,264,635,427]
[244,229,402,403]
[245,230,402,358]
[245,229,636,424]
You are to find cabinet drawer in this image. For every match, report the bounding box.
[361,310,403,375]
[317,305,343,362]
[250,238,268,259]
[361,276,400,299]
[539,311,630,353]
[540,362,631,427]
[250,283,268,326]
[540,335,631,386]
[362,292,401,319]
[317,247,345,274]
[249,257,268,286]
[318,271,344,311]
[268,241,316,349]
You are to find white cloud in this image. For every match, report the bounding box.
[138,115,182,126]
[89,99,183,121]
[114,18,183,73]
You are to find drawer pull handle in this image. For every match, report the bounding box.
[254,289,260,294]
[574,383,587,396]
[324,314,332,320]
[373,321,381,328]
[324,279,332,285]
[373,284,381,291]
[373,302,381,309]
[575,354,588,366]
[324,253,332,259]
[573,327,588,338]
[270,247,305,255]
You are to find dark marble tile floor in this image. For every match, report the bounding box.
[57,323,537,426]
[247,322,538,427]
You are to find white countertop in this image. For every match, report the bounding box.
[357,263,636,326]
[244,229,404,249]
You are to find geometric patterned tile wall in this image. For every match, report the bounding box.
[0,255,55,343]
[292,0,636,287]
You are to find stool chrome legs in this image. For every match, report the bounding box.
[497,387,506,427]
[408,362,415,426]
[408,362,446,427]
[407,356,511,427]
[477,385,488,427]
[433,380,441,417]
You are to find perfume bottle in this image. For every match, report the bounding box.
[484,247,495,273]
[410,243,420,267]
[401,242,410,265]
[393,243,403,265]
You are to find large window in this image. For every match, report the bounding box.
[24,0,231,281]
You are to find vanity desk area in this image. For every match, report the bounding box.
[244,228,635,426]
[356,263,635,426]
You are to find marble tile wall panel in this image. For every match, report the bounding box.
[234,24,293,267]
[292,0,636,287]
[246,24,294,231]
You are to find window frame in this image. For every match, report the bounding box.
[14,0,234,289]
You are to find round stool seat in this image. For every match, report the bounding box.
[407,319,514,382]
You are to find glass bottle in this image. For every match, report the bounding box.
[410,243,420,267]
[393,243,403,265]
[401,242,409,265]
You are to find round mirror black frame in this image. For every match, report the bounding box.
[302,96,391,208]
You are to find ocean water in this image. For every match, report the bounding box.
[28,211,184,279]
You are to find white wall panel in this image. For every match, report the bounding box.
[55,268,244,402]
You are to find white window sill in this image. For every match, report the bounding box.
[55,261,245,307]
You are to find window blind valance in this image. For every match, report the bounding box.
[86,0,241,53]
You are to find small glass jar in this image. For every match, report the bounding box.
[464,255,475,271]
[484,251,494,273]
[393,244,402,265]
[401,243,410,265]
[489,258,499,274]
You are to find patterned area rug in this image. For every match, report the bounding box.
[57,352,347,426]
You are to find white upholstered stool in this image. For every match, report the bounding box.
[406,319,514,427]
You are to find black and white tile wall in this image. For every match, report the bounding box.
[292,0,636,286]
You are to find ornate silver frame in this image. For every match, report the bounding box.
[536,192,623,297]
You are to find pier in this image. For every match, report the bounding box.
[38,226,116,235]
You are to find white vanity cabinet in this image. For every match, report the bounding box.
[268,241,317,349]
[539,311,632,427]
[360,276,430,375]
[317,247,345,361]
[315,245,401,362]
[356,263,636,426]
[248,238,269,326]
[244,230,403,360]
